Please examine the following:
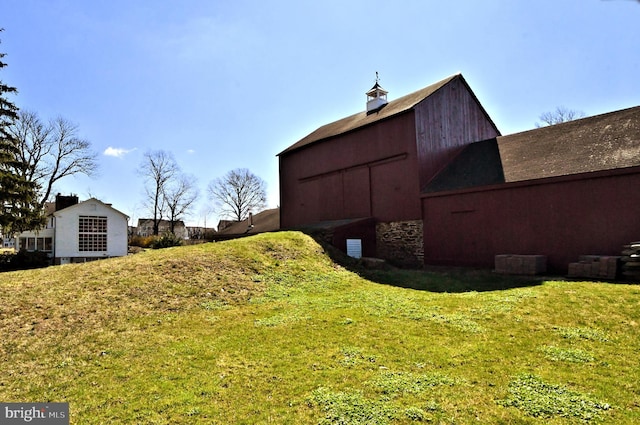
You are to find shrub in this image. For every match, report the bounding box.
[0,250,50,271]
[128,235,157,248]
[151,232,183,249]
[0,251,14,269]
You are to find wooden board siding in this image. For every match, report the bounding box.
[415,77,500,190]
[343,167,372,218]
[421,167,640,272]
[279,112,421,228]
[280,75,458,155]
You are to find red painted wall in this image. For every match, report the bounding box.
[280,112,421,228]
[280,82,500,229]
[415,77,500,189]
[332,218,377,258]
[422,167,640,272]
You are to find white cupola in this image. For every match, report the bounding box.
[366,72,388,113]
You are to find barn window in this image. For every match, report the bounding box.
[79,215,108,252]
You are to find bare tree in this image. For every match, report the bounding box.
[208,168,266,222]
[536,106,586,128]
[163,174,199,235]
[139,150,179,235]
[7,110,98,207]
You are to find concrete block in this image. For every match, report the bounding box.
[579,255,601,263]
[568,255,621,279]
[495,254,547,275]
[568,262,581,277]
[601,256,620,279]
[495,255,509,273]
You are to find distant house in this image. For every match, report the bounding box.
[216,219,235,232]
[2,237,15,249]
[185,226,215,240]
[135,218,187,239]
[214,208,280,241]
[279,73,640,272]
[17,194,129,265]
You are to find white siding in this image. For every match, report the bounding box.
[54,200,128,259]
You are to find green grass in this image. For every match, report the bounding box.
[1,231,639,424]
[498,374,612,421]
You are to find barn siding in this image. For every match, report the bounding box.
[280,112,421,228]
[343,167,372,218]
[415,77,500,190]
[421,167,640,272]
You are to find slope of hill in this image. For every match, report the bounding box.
[1,231,638,424]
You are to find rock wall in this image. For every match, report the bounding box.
[376,220,424,267]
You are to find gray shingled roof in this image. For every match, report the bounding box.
[278,74,460,155]
[423,139,505,193]
[498,105,640,182]
[424,105,640,193]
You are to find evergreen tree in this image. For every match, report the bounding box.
[0,30,44,234]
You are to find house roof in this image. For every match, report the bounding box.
[44,202,57,216]
[216,208,280,235]
[53,198,129,218]
[278,74,464,156]
[498,105,640,182]
[424,105,640,193]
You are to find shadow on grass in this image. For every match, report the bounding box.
[318,240,543,293]
[356,265,544,293]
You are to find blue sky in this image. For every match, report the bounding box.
[2,0,639,227]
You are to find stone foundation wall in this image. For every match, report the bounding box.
[376,220,424,267]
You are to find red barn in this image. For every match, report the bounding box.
[422,106,640,271]
[278,74,640,272]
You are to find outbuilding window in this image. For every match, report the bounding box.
[19,237,53,252]
[79,215,108,252]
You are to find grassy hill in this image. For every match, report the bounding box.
[1,231,639,424]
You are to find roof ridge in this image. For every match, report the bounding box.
[278,74,461,156]
[499,104,640,139]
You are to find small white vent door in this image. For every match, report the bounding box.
[346,239,362,259]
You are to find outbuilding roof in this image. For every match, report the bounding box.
[216,208,280,236]
[278,74,461,155]
[424,105,640,193]
[498,105,640,182]
[52,197,129,218]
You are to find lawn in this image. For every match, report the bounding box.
[0,231,639,424]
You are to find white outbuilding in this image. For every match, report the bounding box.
[17,195,129,265]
